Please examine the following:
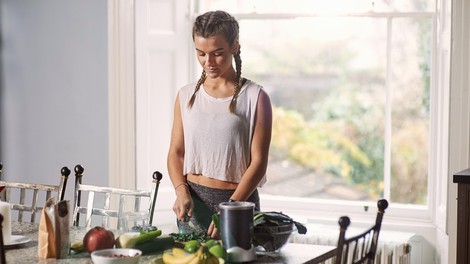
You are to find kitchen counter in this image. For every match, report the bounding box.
[6,222,335,263]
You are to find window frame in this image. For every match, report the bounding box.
[189,5,439,226]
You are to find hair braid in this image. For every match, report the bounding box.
[229,49,243,113]
[188,71,207,109]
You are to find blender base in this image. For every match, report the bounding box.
[227,245,257,262]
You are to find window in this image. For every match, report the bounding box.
[194,0,435,210]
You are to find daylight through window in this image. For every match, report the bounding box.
[196,0,434,206]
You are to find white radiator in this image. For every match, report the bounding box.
[289,224,413,264]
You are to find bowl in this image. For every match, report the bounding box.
[91,248,142,264]
[253,223,294,252]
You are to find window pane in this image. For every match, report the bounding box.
[240,17,387,201]
[195,1,434,205]
[390,0,436,12]
[390,17,431,204]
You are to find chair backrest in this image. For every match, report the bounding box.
[0,213,6,264]
[335,199,389,264]
[72,164,162,229]
[0,163,70,223]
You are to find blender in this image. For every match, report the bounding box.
[219,201,256,262]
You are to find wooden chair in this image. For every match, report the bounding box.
[0,213,6,264]
[334,199,389,264]
[0,163,70,223]
[72,164,162,229]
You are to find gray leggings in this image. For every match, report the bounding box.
[177,182,260,233]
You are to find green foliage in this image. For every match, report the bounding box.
[272,107,371,180]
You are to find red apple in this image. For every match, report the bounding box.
[83,226,115,253]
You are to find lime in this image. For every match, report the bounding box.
[209,245,228,260]
[204,239,219,249]
[184,240,201,253]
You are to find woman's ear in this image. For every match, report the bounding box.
[231,42,240,54]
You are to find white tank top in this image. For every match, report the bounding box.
[179,79,267,186]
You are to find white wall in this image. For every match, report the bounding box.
[0,0,109,203]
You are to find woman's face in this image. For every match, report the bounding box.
[194,34,238,80]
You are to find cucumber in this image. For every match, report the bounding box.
[212,213,220,229]
[133,235,175,255]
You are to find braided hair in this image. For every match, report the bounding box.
[188,10,243,113]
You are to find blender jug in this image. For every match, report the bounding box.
[219,201,256,262]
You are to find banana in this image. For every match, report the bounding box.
[194,246,206,264]
[172,247,188,258]
[187,246,210,264]
[162,245,225,264]
[70,240,85,252]
[187,255,202,264]
[205,255,220,264]
[162,249,196,264]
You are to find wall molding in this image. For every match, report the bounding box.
[108,0,136,189]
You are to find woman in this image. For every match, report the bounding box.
[167,10,272,238]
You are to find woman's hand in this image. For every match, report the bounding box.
[173,189,193,221]
[207,220,219,239]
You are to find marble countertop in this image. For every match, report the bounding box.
[7,222,162,263]
[6,222,335,263]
